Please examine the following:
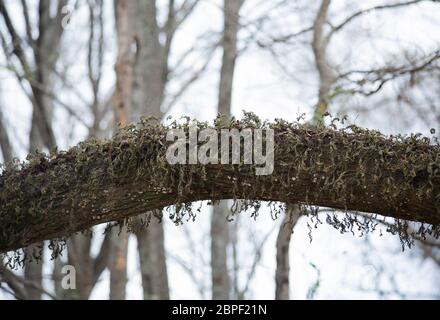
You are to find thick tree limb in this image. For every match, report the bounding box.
[0,118,439,253]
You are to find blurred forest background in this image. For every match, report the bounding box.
[0,0,440,299]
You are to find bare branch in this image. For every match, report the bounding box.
[20,0,35,48]
[0,266,27,299]
[337,50,440,97]
[0,265,57,299]
[328,0,439,39]
[239,223,277,299]
[1,119,440,253]
[174,0,200,31]
[0,0,33,76]
[163,41,218,113]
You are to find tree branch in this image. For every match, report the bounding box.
[0,118,439,253]
[328,0,438,39]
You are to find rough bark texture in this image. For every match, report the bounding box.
[217,0,241,117]
[22,243,43,299]
[130,0,164,120]
[113,0,134,126]
[1,116,439,255]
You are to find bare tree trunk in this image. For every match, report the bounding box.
[113,0,134,126]
[130,0,164,120]
[108,0,136,300]
[53,257,64,298]
[230,214,240,299]
[0,109,14,295]
[109,228,128,299]
[211,201,231,299]
[137,218,169,299]
[217,0,242,117]
[275,205,301,300]
[22,244,44,299]
[0,107,13,163]
[312,0,336,123]
[129,0,168,300]
[211,0,243,300]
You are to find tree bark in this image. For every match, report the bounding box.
[211,200,231,299]
[137,218,169,299]
[1,120,439,253]
[311,0,336,123]
[109,227,128,299]
[275,204,301,300]
[108,0,134,300]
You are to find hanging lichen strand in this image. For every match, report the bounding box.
[1,112,440,262]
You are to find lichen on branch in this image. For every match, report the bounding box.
[1,112,440,265]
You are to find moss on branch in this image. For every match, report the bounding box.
[1,113,440,263]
